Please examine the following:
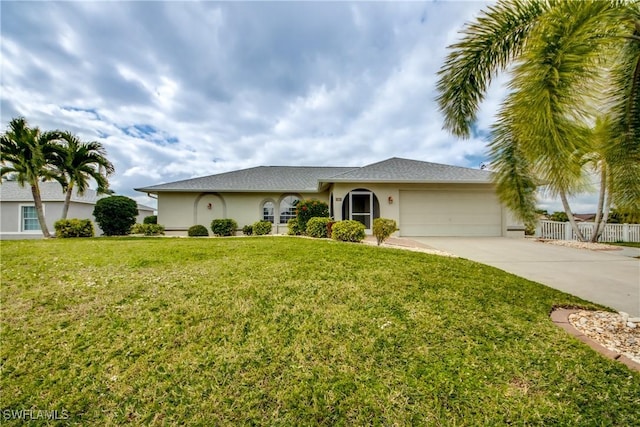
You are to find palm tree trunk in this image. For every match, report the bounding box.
[61,184,73,220]
[590,165,607,243]
[31,182,51,238]
[559,189,585,242]
[594,196,611,243]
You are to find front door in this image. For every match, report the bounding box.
[350,191,373,231]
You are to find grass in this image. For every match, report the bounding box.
[609,241,640,248]
[1,237,639,425]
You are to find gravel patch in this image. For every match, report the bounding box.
[535,239,621,251]
[568,310,640,364]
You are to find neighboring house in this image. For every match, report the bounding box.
[135,157,524,237]
[573,213,597,222]
[0,181,155,239]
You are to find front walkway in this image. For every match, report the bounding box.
[384,237,640,317]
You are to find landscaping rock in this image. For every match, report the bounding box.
[568,310,640,364]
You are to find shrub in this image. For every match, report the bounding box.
[143,215,157,224]
[373,218,398,246]
[93,196,138,236]
[188,225,209,237]
[331,220,366,243]
[211,219,237,237]
[306,217,333,238]
[252,220,272,236]
[525,221,537,236]
[296,199,329,233]
[132,223,165,236]
[54,219,94,238]
[242,225,253,236]
[549,211,569,222]
[287,218,302,235]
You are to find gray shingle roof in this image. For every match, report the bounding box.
[135,166,357,193]
[135,157,493,194]
[325,157,493,183]
[0,181,100,204]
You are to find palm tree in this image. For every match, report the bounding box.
[53,132,115,220]
[0,117,63,238]
[437,0,640,242]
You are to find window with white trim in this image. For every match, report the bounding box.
[279,196,298,224]
[262,201,275,223]
[21,206,41,231]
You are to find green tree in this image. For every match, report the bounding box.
[53,132,115,220]
[0,117,63,238]
[93,196,138,236]
[437,0,640,242]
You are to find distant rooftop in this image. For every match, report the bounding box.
[0,181,100,204]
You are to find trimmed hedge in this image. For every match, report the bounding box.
[93,196,138,236]
[131,223,165,236]
[242,225,253,236]
[54,219,94,238]
[373,218,398,246]
[306,217,333,238]
[188,225,209,237]
[211,219,237,237]
[252,220,272,236]
[287,218,302,236]
[331,220,366,243]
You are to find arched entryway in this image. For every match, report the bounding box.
[342,189,380,232]
[194,193,225,226]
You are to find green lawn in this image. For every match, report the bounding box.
[1,237,638,425]
[610,241,640,248]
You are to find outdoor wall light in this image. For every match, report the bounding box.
[388,196,394,204]
[207,203,212,210]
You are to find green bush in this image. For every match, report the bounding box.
[242,225,253,236]
[306,217,333,238]
[296,199,329,233]
[287,218,302,235]
[131,223,165,236]
[211,219,238,237]
[93,196,138,236]
[188,225,209,237]
[143,215,157,224]
[372,218,398,246]
[549,211,569,222]
[252,220,272,236]
[54,219,94,238]
[331,220,366,243]
[525,221,537,236]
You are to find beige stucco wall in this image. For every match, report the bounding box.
[154,184,523,238]
[157,191,329,235]
[329,182,523,237]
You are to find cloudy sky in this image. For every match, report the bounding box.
[1,1,597,212]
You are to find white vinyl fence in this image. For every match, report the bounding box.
[537,220,640,242]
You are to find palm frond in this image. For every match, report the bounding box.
[488,118,537,223]
[436,0,548,137]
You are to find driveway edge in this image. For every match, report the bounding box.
[550,308,640,372]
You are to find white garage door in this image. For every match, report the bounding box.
[399,190,502,237]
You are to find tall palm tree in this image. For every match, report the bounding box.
[437,0,640,241]
[0,117,63,238]
[53,132,115,220]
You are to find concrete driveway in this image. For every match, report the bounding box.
[411,237,640,317]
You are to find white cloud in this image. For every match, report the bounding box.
[0,1,599,213]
